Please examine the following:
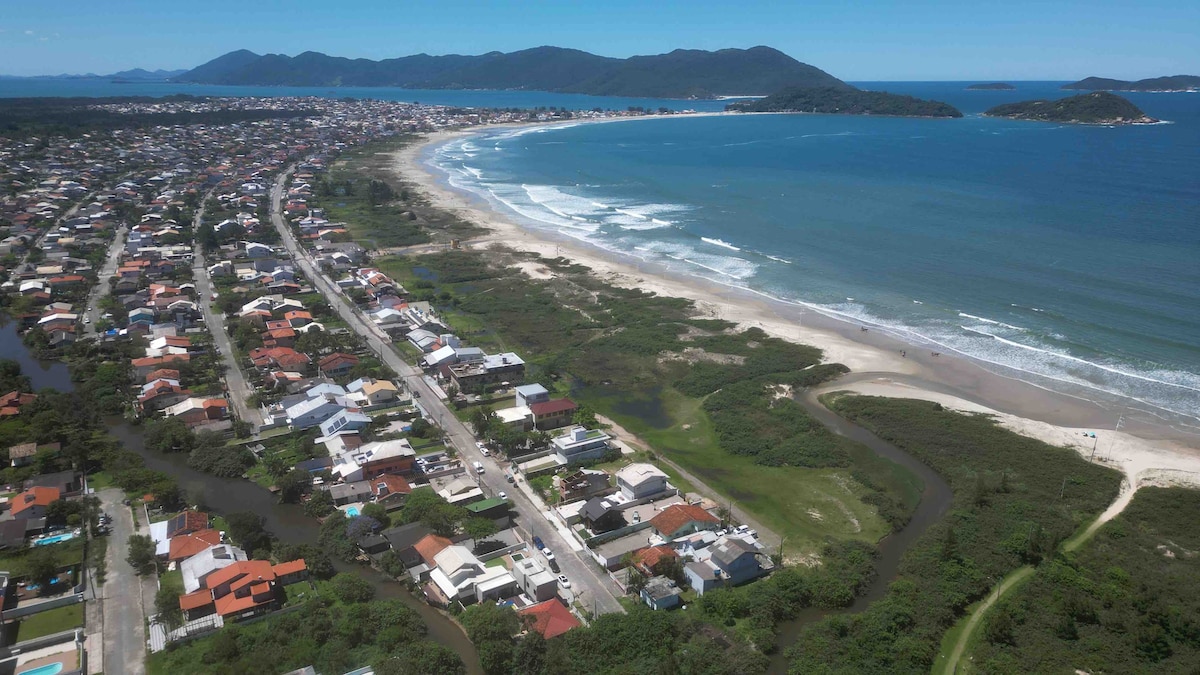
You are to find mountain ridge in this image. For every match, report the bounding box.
[173,46,851,98]
[1064,75,1200,92]
[984,91,1158,124]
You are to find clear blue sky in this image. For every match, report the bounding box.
[2,0,1196,80]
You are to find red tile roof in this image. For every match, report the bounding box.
[145,368,181,383]
[272,559,307,577]
[168,529,222,562]
[413,534,453,566]
[518,599,581,639]
[12,486,60,515]
[372,474,412,498]
[648,504,720,538]
[179,590,214,611]
[632,545,678,573]
[319,352,359,370]
[530,398,578,416]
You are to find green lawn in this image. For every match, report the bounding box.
[16,602,84,641]
[86,471,115,490]
[598,388,915,556]
[0,539,85,578]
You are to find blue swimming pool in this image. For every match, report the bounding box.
[346,506,360,517]
[32,532,76,547]
[19,661,64,675]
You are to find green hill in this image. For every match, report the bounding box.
[1064,75,1200,92]
[984,91,1158,124]
[726,86,962,118]
[175,46,851,98]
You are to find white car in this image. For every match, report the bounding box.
[557,575,571,588]
[543,548,555,562]
[481,447,491,457]
[498,491,507,500]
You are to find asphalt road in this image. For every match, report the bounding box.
[269,168,625,615]
[82,225,126,338]
[98,487,146,675]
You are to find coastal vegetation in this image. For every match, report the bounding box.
[380,250,922,554]
[726,86,962,117]
[984,91,1157,125]
[176,46,851,99]
[784,395,1123,673]
[146,593,461,675]
[316,136,482,249]
[967,486,1200,673]
[1063,75,1200,92]
[966,83,1015,90]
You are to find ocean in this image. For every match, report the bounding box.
[426,83,1200,424]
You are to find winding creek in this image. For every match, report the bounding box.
[6,313,955,674]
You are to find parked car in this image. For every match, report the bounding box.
[498,491,507,500]
[473,461,485,474]
[543,548,555,562]
[480,447,491,457]
[557,575,571,589]
[532,536,545,550]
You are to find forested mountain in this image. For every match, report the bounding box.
[984,91,1157,124]
[1064,75,1200,91]
[727,86,962,117]
[175,46,849,98]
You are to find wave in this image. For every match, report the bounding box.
[957,312,1027,332]
[702,237,741,251]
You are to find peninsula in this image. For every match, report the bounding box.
[983,91,1158,125]
[173,45,851,99]
[966,82,1015,90]
[1064,75,1200,92]
[726,85,962,117]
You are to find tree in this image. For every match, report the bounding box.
[274,542,336,580]
[226,512,272,557]
[196,221,218,252]
[304,489,335,518]
[155,583,184,628]
[277,468,311,504]
[469,407,497,436]
[461,602,519,675]
[374,643,464,675]
[626,570,648,596]
[346,515,383,541]
[144,417,194,453]
[573,404,599,428]
[400,489,466,537]
[331,572,375,603]
[360,502,389,525]
[126,534,157,575]
[463,517,498,542]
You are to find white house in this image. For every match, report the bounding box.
[551,426,612,466]
[428,545,517,604]
[617,463,671,500]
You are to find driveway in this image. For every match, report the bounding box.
[269,168,625,615]
[97,487,146,675]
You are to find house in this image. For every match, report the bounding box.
[511,557,558,603]
[24,470,83,495]
[684,561,720,595]
[413,533,454,568]
[447,352,525,391]
[428,544,517,605]
[168,529,223,564]
[617,463,671,500]
[641,576,683,611]
[513,383,550,408]
[649,504,721,540]
[438,478,484,506]
[551,426,612,466]
[163,398,228,427]
[518,599,582,639]
[7,442,38,468]
[347,378,401,406]
[531,399,577,430]
[318,352,359,379]
[632,545,679,577]
[249,346,311,371]
[556,470,610,504]
[580,497,625,534]
[370,474,413,510]
[707,537,768,587]
[318,409,372,438]
[285,394,351,430]
[0,391,37,417]
[380,523,433,568]
[327,481,373,506]
[330,439,416,482]
[0,519,28,549]
[138,378,192,412]
[10,486,60,520]
[181,545,249,593]
[178,558,308,621]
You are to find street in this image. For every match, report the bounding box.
[82,224,125,338]
[269,168,625,615]
[96,487,147,675]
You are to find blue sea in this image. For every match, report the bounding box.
[427,83,1200,424]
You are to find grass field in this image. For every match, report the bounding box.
[16,603,84,641]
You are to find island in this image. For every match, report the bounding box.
[983,91,1158,125]
[725,86,962,118]
[1064,75,1200,92]
[966,82,1015,90]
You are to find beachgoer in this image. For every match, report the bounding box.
[901,351,906,358]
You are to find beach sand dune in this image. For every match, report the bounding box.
[391,124,1200,490]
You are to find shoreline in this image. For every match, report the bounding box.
[389,120,1200,491]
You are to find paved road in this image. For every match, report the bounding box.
[269,168,625,615]
[189,193,259,430]
[98,487,146,675]
[82,225,126,338]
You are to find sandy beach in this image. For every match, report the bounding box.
[391,119,1200,492]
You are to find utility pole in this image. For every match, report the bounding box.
[1058,477,1067,501]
